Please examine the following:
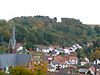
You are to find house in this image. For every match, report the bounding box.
[75,44,82,49]
[0,54,31,70]
[63,48,70,54]
[48,64,56,72]
[69,47,75,52]
[41,48,50,53]
[89,66,96,75]
[63,44,82,55]
[49,46,60,49]
[36,48,50,53]
[81,59,88,66]
[49,56,69,71]
[96,65,100,71]
[78,68,89,74]
[37,47,56,54]
[47,56,54,64]
[54,48,64,55]
[15,43,23,51]
[64,56,78,65]
[50,62,68,71]
[30,56,41,65]
[87,65,100,75]
[86,43,93,46]
[50,50,58,56]
[94,59,100,65]
[81,57,89,66]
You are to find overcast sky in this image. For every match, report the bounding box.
[0,0,100,24]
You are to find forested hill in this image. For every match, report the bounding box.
[0,16,99,48]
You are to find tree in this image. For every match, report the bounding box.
[0,16,97,49]
[93,39,100,48]
[10,62,48,75]
[32,62,48,75]
[89,50,100,61]
[0,71,5,75]
[10,66,35,75]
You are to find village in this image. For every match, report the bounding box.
[0,42,100,75]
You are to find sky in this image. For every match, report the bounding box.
[0,0,100,24]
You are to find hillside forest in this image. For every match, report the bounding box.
[0,16,100,50]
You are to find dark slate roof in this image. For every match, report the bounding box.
[51,51,57,54]
[78,68,88,73]
[96,65,100,69]
[0,53,31,69]
[52,62,60,65]
[0,54,17,69]
[60,68,67,73]
[16,54,31,66]
[48,65,55,69]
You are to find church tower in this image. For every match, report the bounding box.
[8,22,16,53]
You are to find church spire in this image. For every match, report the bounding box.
[8,22,16,53]
[11,23,16,49]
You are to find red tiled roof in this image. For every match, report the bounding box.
[69,56,78,60]
[53,56,63,62]
[33,56,40,58]
[90,66,95,72]
[64,56,78,60]
[49,46,59,49]
[48,56,54,58]
[87,43,93,45]
[53,56,68,63]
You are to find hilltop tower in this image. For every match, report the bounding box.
[8,23,16,53]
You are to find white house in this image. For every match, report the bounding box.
[81,57,89,66]
[94,59,100,65]
[15,43,23,51]
[63,48,70,54]
[48,64,56,72]
[75,44,82,49]
[65,56,78,65]
[50,62,68,70]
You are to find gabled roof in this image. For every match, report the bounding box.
[16,54,31,66]
[64,56,78,60]
[53,56,64,62]
[89,66,95,73]
[0,53,31,69]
